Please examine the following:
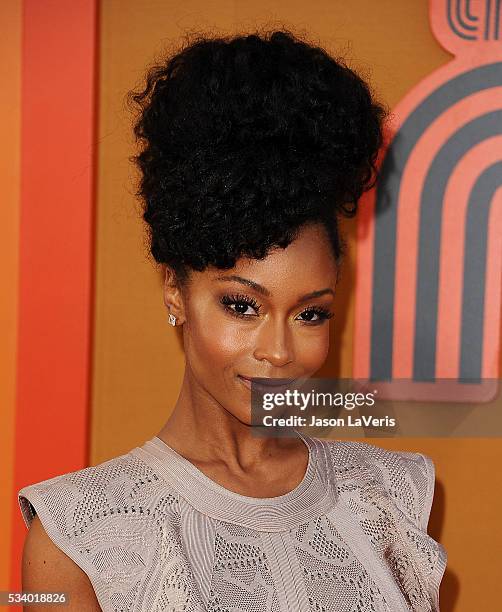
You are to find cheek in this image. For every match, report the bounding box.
[184,305,251,370]
[297,329,330,370]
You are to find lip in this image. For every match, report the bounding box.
[238,375,297,390]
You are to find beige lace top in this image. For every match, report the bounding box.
[18,431,447,611]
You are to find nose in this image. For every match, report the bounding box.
[253,316,294,367]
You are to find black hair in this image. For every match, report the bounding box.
[127,29,387,287]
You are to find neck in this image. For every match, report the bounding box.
[156,365,303,472]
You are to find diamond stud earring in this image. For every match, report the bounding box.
[168,313,177,326]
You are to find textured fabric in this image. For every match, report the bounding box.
[18,432,447,612]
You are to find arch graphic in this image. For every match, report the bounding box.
[354,0,502,402]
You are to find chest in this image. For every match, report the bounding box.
[94,495,443,612]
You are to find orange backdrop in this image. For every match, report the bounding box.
[1,1,501,610]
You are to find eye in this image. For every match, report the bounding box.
[297,306,334,325]
[220,294,261,319]
[220,294,333,325]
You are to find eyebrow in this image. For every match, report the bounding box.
[214,274,335,303]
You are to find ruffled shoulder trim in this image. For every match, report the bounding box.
[18,450,181,611]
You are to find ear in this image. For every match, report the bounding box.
[163,265,186,325]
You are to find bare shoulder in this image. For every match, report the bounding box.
[22,515,101,611]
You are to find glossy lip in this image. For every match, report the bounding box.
[238,375,297,390]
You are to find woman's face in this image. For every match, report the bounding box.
[166,222,338,425]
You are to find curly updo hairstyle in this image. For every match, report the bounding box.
[128,29,387,287]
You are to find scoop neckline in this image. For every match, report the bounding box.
[133,429,338,531]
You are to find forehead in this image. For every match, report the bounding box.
[203,223,338,297]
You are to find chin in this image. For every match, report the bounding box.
[224,402,254,427]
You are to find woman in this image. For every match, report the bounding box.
[19,30,447,611]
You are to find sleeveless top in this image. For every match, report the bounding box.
[18,432,447,612]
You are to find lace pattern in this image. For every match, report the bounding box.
[292,516,391,611]
[18,437,447,612]
[207,523,280,612]
[327,441,447,612]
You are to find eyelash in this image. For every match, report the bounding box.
[220,293,334,325]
